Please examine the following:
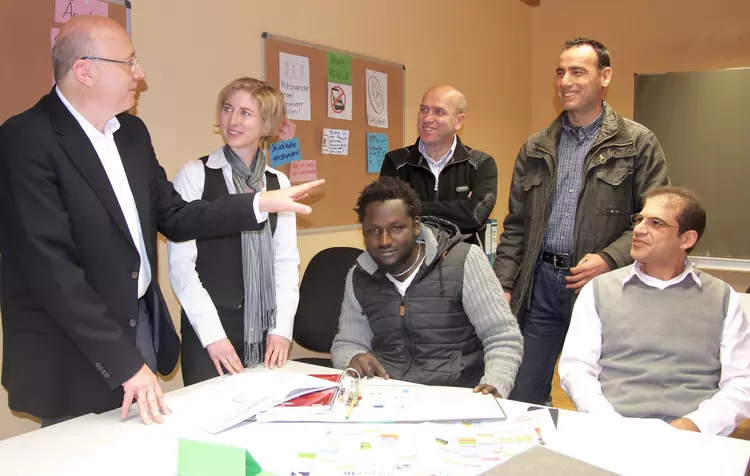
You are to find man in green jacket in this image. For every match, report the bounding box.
[494,37,669,405]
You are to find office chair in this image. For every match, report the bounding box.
[293,246,362,367]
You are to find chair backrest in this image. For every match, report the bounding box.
[293,246,362,353]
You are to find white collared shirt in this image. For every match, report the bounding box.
[418,135,457,191]
[56,87,151,298]
[559,259,750,435]
[167,148,300,346]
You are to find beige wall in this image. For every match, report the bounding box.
[0,0,532,440]
[529,0,750,130]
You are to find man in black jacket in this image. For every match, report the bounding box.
[379,85,497,246]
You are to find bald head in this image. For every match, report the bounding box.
[422,85,467,115]
[52,15,128,83]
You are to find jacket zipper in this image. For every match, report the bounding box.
[399,294,415,377]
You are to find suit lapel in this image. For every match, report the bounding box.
[44,91,131,241]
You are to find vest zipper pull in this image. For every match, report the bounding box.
[399,297,405,317]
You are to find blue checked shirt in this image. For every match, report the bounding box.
[542,113,603,255]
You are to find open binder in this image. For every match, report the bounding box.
[257,368,508,423]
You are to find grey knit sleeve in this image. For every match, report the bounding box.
[462,245,524,397]
[330,266,374,369]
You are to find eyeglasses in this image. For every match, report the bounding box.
[80,55,139,74]
[630,213,681,231]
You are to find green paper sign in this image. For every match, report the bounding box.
[177,439,264,476]
[327,52,352,85]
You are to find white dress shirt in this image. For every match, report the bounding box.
[168,148,300,347]
[56,87,151,298]
[559,260,750,435]
[418,135,457,191]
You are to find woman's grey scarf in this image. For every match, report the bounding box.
[223,145,277,367]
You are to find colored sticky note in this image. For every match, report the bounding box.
[270,138,302,167]
[367,133,389,174]
[177,439,263,476]
[55,0,109,24]
[289,160,318,183]
[326,52,352,85]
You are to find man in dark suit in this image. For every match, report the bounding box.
[0,15,323,426]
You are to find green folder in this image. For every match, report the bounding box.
[177,438,275,476]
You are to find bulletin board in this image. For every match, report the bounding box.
[263,33,405,229]
[0,0,130,123]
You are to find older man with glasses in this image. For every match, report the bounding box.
[559,187,750,436]
[0,14,323,428]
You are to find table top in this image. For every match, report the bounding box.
[1,361,748,475]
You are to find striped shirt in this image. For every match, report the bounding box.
[542,112,602,254]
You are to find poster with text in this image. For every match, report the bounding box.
[289,160,318,183]
[321,128,350,156]
[279,53,311,121]
[270,138,302,167]
[367,133,389,174]
[366,69,388,128]
[326,52,352,85]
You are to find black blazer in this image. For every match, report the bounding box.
[0,90,263,418]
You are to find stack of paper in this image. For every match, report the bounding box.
[169,372,338,434]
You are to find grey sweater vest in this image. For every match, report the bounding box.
[594,266,730,420]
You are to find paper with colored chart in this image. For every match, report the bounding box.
[286,410,557,476]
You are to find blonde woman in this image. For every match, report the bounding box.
[168,78,300,385]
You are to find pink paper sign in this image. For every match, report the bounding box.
[289,160,318,183]
[55,0,109,24]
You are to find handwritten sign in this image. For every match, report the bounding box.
[270,138,302,167]
[326,52,352,85]
[289,160,318,183]
[279,53,311,121]
[367,133,389,174]
[321,128,350,156]
[55,0,109,24]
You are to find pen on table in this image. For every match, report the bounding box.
[345,393,359,420]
